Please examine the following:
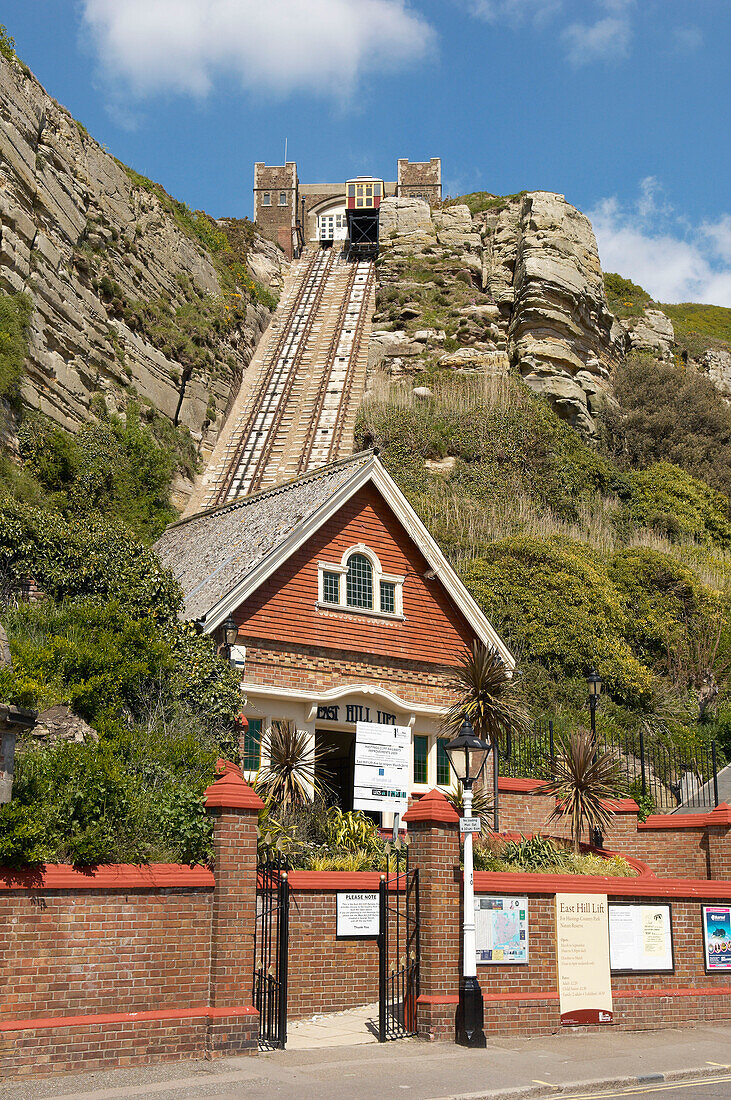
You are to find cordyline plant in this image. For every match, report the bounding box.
[254,720,331,809]
[535,729,622,853]
[443,642,529,831]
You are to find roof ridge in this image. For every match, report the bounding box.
[161,449,378,535]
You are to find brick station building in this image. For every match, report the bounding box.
[155,450,512,816]
[253,158,442,258]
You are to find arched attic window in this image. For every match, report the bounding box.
[318,545,404,619]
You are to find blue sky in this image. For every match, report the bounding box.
[4,1,729,304]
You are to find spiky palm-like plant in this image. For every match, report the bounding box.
[535,729,622,853]
[443,642,529,830]
[445,782,494,832]
[255,720,331,809]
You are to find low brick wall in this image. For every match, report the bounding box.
[496,780,731,880]
[287,872,382,1018]
[0,865,217,1076]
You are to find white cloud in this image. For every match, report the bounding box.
[465,0,563,24]
[589,183,731,306]
[81,0,435,100]
[671,25,703,55]
[562,1,633,65]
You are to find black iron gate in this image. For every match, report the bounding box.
[253,853,290,1049]
[378,856,419,1042]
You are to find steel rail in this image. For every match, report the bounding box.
[211,249,332,504]
[295,258,361,473]
[245,248,335,495]
[325,261,375,462]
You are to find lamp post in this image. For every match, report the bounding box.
[444,717,490,1048]
[221,617,238,666]
[587,669,602,739]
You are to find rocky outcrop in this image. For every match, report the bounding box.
[500,192,625,434]
[699,348,731,400]
[0,53,283,473]
[620,309,675,360]
[372,192,626,434]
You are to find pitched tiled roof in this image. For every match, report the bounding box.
[154,451,374,622]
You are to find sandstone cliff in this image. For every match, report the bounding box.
[0,52,283,475]
[375,193,625,435]
[374,194,729,435]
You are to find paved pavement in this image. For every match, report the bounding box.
[1,1021,729,1100]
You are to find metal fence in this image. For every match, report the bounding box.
[500,719,720,813]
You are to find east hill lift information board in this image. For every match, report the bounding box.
[353,721,411,815]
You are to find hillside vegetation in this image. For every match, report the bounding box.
[357,370,731,761]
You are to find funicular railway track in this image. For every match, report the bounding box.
[207,248,335,506]
[190,246,375,513]
[296,260,375,474]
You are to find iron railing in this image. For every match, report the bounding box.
[500,719,721,813]
[253,852,290,1049]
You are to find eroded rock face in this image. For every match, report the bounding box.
[699,348,731,400]
[371,193,625,435]
[620,309,675,360]
[0,54,282,474]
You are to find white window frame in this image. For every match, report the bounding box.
[317,544,404,619]
[278,191,288,206]
[262,192,271,206]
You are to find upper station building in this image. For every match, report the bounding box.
[155,451,512,817]
[253,158,442,259]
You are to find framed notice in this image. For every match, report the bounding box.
[475,896,528,964]
[353,722,411,815]
[556,894,613,1025]
[609,904,674,973]
[336,892,380,939]
[702,905,731,972]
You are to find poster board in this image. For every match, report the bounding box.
[475,896,529,964]
[556,894,613,1025]
[609,904,674,973]
[702,905,731,972]
[353,722,410,815]
[336,892,380,939]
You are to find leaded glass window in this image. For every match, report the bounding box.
[413,735,428,785]
[323,571,340,604]
[346,553,373,609]
[379,580,395,614]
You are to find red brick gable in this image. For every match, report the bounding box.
[232,483,476,664]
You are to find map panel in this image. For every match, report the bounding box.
[475,895,529,964]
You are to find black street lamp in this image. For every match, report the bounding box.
[221,617,238,666]
[444,717,490,1049]
[587,669,602,739]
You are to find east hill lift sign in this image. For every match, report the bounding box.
[353,721,411,815]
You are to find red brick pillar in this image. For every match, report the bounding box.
[403,789,461,1042]
[707,804,731,879]
[204,759,264,1056]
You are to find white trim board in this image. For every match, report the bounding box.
[200,454,514,669]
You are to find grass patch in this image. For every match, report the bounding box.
[604,272,653,319]
[446,191,528,216]
[659,302,731,358]
[0,291,32,405]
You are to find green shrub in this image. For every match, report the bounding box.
[460,537,653,705]
[0,498,181,619]
[0,24,15,62]
[603,355,731,499]
[623,462,731,548]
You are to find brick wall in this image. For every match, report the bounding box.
[242,637,460,708]
[0,871,214,1076]
[476,891,731,1035]
[253,162,296,250]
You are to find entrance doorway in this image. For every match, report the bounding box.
[316,728,354,809]
[317,210,347,243]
